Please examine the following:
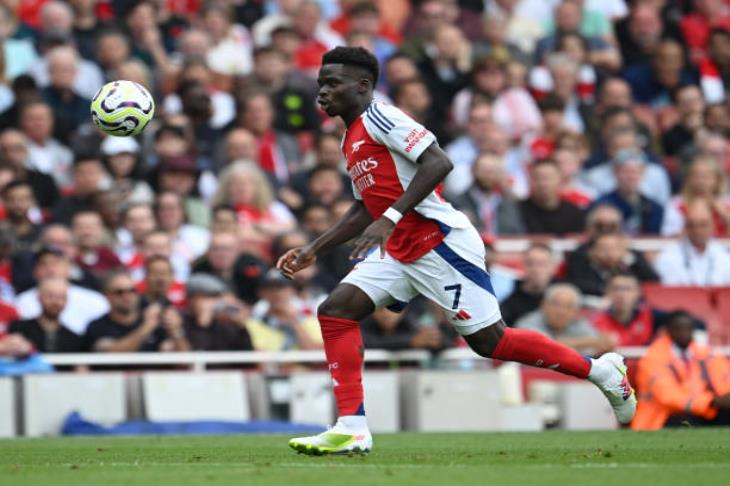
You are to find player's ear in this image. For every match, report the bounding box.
[357,77,371,94]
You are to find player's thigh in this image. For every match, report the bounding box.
[317,282,377,321]
[405,228,502,336]
[340,250,417,314]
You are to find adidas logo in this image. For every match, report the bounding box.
[453,309,471,321]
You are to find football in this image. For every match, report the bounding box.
[90,80,155,137]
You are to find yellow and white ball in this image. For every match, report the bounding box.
[90,80,155,137]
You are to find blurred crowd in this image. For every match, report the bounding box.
[2,0,730,370]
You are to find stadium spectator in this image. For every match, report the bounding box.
[201,4,254,78]
[361,307,450,352]
[591,149,664,235]
[679,0,730,65]
[483,0,544,54]
[52,154,107,225]
[246,269,323,351]
[700,27,730,103]
[38,45,93,144]
[287,131,348,205]
[153,153,209,228]
[136,254,186,309]
[416,23,471,142]
[19,100,73,191]
[95,29,132,81]
[85,270,189,353]
[592,272,666,347]
[621,38,696,109]
[662,84,706,157]
[615,3,669,68]
[501,242,557,326]
[662,156,730,237]
[654,200,730,286]
[568,230,659,298]
[553,132,595,208]
[71,210,122,282]
[632,310,730,429]
[115,202,157,274]
[238,46,319,134]
[190,230,266,305]
[232,91,300,184]
[218,128,258,172]
[391,78,439,137]
[450,153,525,236]
[580,126,672,205]
[444,102,494,197]
[519,159,586,235]
[100,135,154,205]
[155,191,210,262]
[14,245,108,335]
[0,128,59,210]
[183,273,253,352]
[451,53,541,139]
[0,180,42,252]
[162,55,236,131]
[0,298,18,335]
[515,283,614,355]
[31,12,105,100]
[8,277,84,353]
[211,161,296,261]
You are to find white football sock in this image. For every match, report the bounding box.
[587,357,612,384]
[338,415,369,432]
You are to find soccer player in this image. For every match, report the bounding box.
[278,47,636,455]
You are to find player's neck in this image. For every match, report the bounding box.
[342,97,373,127]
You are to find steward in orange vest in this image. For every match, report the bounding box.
[632,311,730,429]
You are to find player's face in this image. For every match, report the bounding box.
[317,64,361,117]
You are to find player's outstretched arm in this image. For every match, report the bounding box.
[350,143,453,259]
[277,200,372,278]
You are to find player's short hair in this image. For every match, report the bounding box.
[322,46,379,84]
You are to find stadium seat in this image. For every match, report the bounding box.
[641,284,725,344]
[0,378,15,438]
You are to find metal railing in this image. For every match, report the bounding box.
[42,346,730,372]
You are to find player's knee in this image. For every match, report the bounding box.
[463,320,506,358]
[317,296,351,319]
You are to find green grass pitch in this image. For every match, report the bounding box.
[1,429,729,486]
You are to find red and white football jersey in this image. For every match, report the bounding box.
[342,102,471,263]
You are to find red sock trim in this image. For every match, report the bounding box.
[492,327,590,379]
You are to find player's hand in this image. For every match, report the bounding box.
[277,245,317,279]
[350,217,395,260]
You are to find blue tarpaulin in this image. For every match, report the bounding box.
[62,411,325,436]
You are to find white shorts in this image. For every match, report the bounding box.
[342,225,502,336]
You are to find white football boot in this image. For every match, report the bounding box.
[289,417,373,456]
[588,352,637,425]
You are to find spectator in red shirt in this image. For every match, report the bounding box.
[0,298,18,335]
[292,1,333,74]
[593,272,661,346]
[136,255,186,309]
[680,0,730,65]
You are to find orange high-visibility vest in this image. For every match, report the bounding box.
[632,334,730,430]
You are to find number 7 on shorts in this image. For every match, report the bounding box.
[444,284,462,309]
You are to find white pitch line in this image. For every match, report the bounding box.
[44,462,730,470]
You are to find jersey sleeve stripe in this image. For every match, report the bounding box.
[370,103,396,129]
[366,111,391,133]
